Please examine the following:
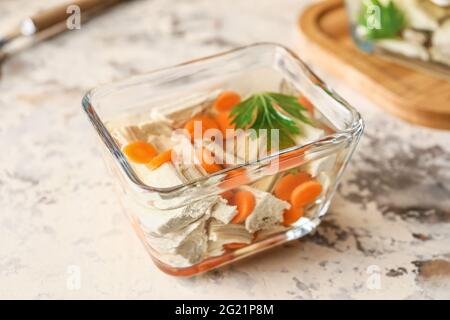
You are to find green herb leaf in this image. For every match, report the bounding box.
[230,92,311,149]
[357,0,406,40]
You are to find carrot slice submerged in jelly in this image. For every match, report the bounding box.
[214,91,241,112]
[223,242,247,250]
[123,141,158,164]
[298,95,314,114]
[220,190,235,203]
[219,168,250,190]
[274,171,312,201]
[230,190,255,224]
[215,111,236,138]
[283,206,305,226]
[184,115,220,141]
[196,147,223,174]
[147,149,173,170]
[269,147,307,173]
[290,180,323,209]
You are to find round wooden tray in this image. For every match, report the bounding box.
[298,0,450,130]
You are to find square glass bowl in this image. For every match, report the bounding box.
[82,43,364,276]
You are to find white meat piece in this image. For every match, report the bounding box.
[206,241,226,257]
[305,154,337,178]
[250,175,279,193]
[432,19,450,51]
[293,122,325,147]
[146,133,175,153]
[377,39,430,61]
[431,19,450,66]
[430,47,450,66]
[255,225,289,240]
[203,139,237,167]
[402,28,428,45]
[206,219,253,257]
[138,196,217,235]
[136,162,184,188]
[395,0,439,31]
[211,198,237,224]
[242,186,290,233]
[208,219,252,243]
[419,0,450,22]
[171,134,207,182]
[175,218,209,264]
[111,120,174,150]
[235,130,262,164]
[138,120,173,140]
[145,216,208,265]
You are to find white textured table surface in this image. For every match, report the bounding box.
[1,0,449,299]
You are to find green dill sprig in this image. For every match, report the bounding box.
[229,92,311,149]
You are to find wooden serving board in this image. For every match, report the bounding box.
[298,0,450,130]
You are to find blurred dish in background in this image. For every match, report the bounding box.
[298,0,450,129]
[346,0,450,79]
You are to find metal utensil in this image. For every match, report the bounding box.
[0,0,124,50]
[0,0,127,79]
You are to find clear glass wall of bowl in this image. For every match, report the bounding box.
[83,43,364,276]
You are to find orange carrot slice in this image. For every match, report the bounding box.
[219,168,250,190]
[215,111,236,138]
[146,149,173,170]
[277,157,304,172]
[269,147,307,172]
[123,141,157,164]
[290,180,323,208]
[283,207,305,226]
[278,147,306,160]
[214,91,241,112]
[196,147,222,174]
[184,115,220,141]
[298,95,314,114]
[230,190,255,223]
[223,242,247,250]
[220,190,235,203]
[274,171,312,201]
